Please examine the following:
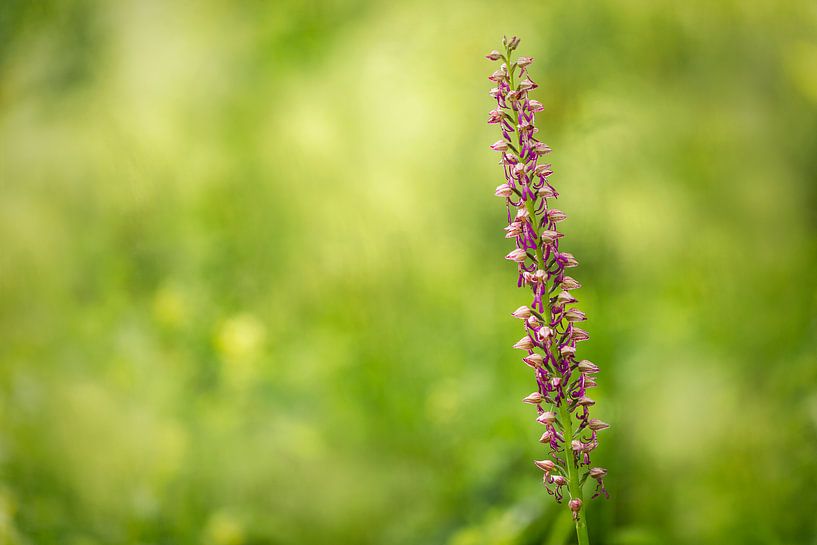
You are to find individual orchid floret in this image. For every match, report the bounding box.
[484,35,609,545]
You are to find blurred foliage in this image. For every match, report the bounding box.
[1,0,817,544]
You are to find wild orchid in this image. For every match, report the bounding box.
[486,36,608,545]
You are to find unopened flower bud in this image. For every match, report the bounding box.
[511,306,532,319]
[534,459,555,471]
[560,252,579,267]
[488,69,507,83]
[539,230,563,243]
[523,392,544,404]
[490,140,509,151]
[547,209,567,222]
[577,360,599,374]
[533,164,553,177]
[512,335,535,351]
[532,141,551,155]
[537,411,557,424]
[505,248,528,262]
[504,35,521,50]
[564,309,586,322]
[576,396,595,406]
[568,499,582,518]
[523,353,544,368]
[588,419,610,431]
[495,183,512,198]
[504,222,522,238]
[518,78,536,92]
[526,316,540,329]
[538,185,557,198]
[485,50,503,61]
[561,276,581,290]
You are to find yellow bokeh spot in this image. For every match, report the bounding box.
[152,284,187,328]
[204,511,244,545]
[215,314,266,386]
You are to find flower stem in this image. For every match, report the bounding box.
[559,403,590,545]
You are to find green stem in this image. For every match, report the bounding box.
[559,403,590,545]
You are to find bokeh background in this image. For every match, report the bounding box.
[2,1,817,544]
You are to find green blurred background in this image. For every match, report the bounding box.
[1,1,816,544]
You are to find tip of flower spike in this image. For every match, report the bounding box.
[502,35,520,51]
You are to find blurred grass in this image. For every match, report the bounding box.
[1,0,817,544]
